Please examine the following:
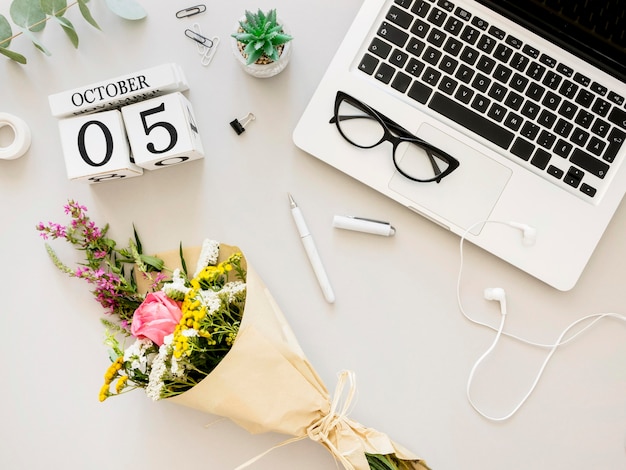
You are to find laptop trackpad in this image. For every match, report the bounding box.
[388,123,512,235]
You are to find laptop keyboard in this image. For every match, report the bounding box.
[356,0,626,201]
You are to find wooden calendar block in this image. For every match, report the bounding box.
[121,92,204,170]
[58,110,143,183]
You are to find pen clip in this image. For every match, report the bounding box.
[351,216,391,226]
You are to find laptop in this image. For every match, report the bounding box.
[293,0,626,291]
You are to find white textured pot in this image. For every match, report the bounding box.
[230,17,292,79]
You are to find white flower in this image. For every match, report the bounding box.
[221,281,247,303]
[193,239,220,278]
[146,342,171,401]
[123,338,154,372]
[198,289,222,315]
[162,268,190,299]
[182,329,198,338]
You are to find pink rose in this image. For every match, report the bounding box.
[131,291,182,346]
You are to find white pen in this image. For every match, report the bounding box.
[288,193,336,304]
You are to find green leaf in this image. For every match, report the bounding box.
[105,0,147,20]
[40,0,68,16]
[0,46,27,64]
[77,0,100,30]
[179,242,188,277]
[10,0,47,32]
[133,225,143,253]
[0,14,13,48]
[139,254,164,272]
[18,26,51,55]
[54,16,78,48]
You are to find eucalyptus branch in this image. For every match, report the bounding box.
[0,1,78,49]
[0,0,147,65]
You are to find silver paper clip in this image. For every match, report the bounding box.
[176,4,206,18]
[185,23,219,66]
[185,28,213,48]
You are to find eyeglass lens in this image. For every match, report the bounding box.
[335,98,452,182]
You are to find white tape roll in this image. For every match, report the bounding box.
[0,112,32,160]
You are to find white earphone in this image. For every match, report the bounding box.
[508,221,537,246]
[458,220,626,422]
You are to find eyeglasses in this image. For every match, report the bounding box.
[329,91,459,183]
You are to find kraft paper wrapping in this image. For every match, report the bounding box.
[148,244,429,470]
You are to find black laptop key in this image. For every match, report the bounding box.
[608,107,626,130]
[591,98,611,118]
[547,165,564,179]
[429,92,515,149]
[460,25,480,44]
[511,137,535,161]
[575,89,594,108]
[455,84,474,103]
[444,17,464,35]
[427,28,447,47]
[471,16,488,30]
[564,167,584,188]
[605,128,626,162]
[531,148,551,169]
[369,38,393,59]
[359,54,379,75]
[571,148,610,178]
[608,91,625,106]
[391,72,412,93]
[493,43,513,62]
[488,25,505,40]
[505,35,523,49]
[437,0,455,12]
[411,0,431,18]
[455,7,472,21]
[374,63,396,84]
[378,22,409,47]
[580,183,597,198]
[408,81,433,104]
[428,7,448,27]
[387,6,414,29]
[395,0,413,7]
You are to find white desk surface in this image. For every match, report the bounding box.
[2,1,626,469]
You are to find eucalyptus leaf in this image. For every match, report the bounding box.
[105,0,147,20]
[18,26,50,55]
[40,0,68,16]
[0,46,27,63]
[54,15,78,48]
[0,14,12,48]
[10,0,47,32]
[78,0,100,30]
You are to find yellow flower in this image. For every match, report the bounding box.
[115,376,128,394]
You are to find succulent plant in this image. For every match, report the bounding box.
[232,9,293,65]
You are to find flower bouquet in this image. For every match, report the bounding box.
[37,200,431,470]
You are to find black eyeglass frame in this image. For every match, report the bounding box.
[330,91,460,183]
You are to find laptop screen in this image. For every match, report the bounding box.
[474,0,626,82]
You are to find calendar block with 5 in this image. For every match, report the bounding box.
[58,109,143,183]
[121,92,204,170]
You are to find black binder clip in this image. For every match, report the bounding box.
[176,4,206,18]
[230,113,256,135]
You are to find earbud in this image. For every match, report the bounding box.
[509,222,537,246]
[484,287,507,315]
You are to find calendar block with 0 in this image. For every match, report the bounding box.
[58,109,143,183]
